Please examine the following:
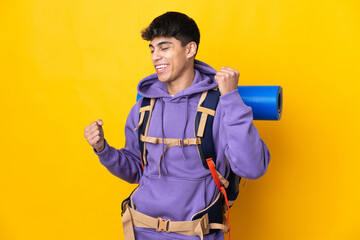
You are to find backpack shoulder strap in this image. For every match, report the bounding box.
[135,97,156,168]
[195,89,221,169]
[194,89,241,204]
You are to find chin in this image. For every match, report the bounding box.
[157,74,172,83]
[157,77,167,83]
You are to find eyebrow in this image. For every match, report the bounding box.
[149,41,173,48]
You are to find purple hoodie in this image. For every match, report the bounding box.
[95,60,270,240]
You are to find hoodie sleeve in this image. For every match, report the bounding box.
[94,100,143,184]
[215,89,271,179]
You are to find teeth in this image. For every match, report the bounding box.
[156,65,167,70]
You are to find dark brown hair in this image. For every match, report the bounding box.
[141,12,200,53]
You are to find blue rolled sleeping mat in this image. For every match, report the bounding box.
[238,86,282,120]
[137,86,283,121]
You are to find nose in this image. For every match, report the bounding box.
[152,49,162,62]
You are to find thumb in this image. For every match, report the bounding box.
[97,119,103,126]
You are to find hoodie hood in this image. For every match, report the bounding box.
[137,59,218,99]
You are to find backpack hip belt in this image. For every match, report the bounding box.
[122,191,229,240]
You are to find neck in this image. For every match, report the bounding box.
[166,62,195,96]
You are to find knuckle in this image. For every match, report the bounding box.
[90,137,97,145]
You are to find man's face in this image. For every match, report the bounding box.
[149,37,192,84]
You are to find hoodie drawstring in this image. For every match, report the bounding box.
[181,96,189,161]
[158,98,169,178]
[158,96,190,177]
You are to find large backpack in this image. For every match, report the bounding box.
[122,89,240,239]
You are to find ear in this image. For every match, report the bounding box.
[186,42,197,59]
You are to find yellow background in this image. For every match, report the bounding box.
[1,0,359,239]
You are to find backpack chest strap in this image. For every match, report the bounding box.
[140,134,202,174]
[140,134,201,146]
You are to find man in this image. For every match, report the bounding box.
[84,12,270,240]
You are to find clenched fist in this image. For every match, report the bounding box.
[214,67,240,96]
[84,119,105,152]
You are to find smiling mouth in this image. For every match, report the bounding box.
[155,64,168,74]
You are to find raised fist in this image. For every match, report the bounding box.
[84,119,105,152]
[214,67,240,96]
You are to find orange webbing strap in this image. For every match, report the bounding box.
[206,158,231,240]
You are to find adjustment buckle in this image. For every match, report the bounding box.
[200,214,210,235]
[156,217,171,233]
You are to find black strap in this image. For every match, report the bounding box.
[194,89,241,202]
[138,97,152,167]
[195,89,221,169]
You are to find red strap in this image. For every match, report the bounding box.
[140,155,144,171]
[206,158,221,189]
[220,186,231,240]
[206,158,231,240]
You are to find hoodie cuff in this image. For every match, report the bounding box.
[219,89,251,118]
[93,139,109,156]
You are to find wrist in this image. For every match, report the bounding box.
[94,141,105,153]
[95,147,104,153]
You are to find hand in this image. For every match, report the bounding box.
[214,67,240,96]
[84,119,105,152]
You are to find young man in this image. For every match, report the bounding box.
[84,12,270,240]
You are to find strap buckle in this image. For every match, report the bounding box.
[157,217,171,233]
[200,214,210,235]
